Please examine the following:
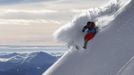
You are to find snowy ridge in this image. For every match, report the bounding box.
[116,56,134,75]
[43,0,134,75]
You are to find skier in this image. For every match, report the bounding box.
[82,21,98,49]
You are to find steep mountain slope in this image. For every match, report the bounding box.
[43,0,134,75]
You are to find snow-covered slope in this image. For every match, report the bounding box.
[0,52,58,75]
[43,0,134,75]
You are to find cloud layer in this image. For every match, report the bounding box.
[0,0,58,5]
[0,0,107,45]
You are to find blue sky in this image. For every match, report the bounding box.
[0,0,108,45]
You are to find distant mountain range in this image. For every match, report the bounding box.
[0,52,60,75]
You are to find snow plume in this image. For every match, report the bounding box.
[54,0,121,49]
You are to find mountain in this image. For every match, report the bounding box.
[0,53,18,58]
[0,52,58,75]
[43,0,134,75]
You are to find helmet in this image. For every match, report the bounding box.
[87,21,95,28]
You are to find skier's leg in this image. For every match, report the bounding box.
[83,32,95,49]
[83,40,88,49]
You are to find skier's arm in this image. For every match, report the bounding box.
[82,26,87,32]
